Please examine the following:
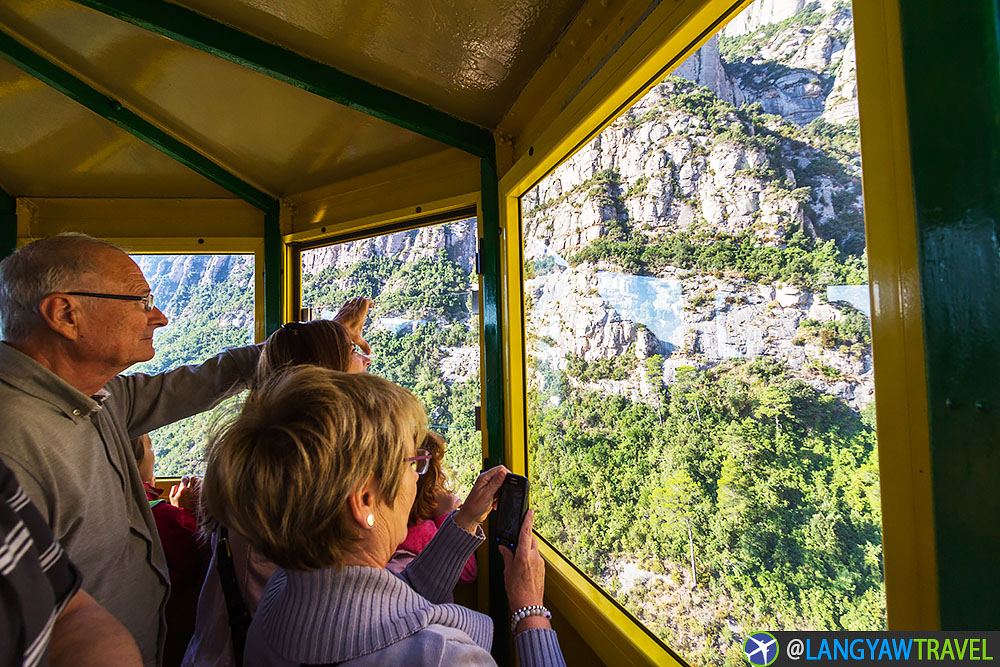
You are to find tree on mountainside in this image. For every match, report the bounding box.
[652,470,701,589]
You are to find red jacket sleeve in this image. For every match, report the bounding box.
[151,503,207,587]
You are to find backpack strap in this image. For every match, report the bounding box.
[216,526,252,666]
[148,499,166,509]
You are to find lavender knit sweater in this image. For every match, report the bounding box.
[244,514,564,666]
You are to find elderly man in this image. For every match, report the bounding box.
[0,233,261,666]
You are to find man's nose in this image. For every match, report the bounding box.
[149,306,169,327]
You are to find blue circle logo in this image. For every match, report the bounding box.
[744,632,779,666]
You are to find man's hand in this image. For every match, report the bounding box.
[333,297,374,355]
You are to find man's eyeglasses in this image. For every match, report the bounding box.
[405,448,432,475]
[62,291,156,312]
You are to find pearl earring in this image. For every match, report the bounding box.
[366,513,375,527]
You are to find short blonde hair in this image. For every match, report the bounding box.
[203,365,427,570]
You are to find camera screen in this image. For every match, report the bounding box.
[497,482,525,542]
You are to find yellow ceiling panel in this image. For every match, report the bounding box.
[0,58,232,198]
[171,0,587,127]
[0,0,450,197]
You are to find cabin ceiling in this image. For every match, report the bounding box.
[0,57,233,198]
[0,0,590,203]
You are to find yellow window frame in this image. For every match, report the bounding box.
[498,0,936,663]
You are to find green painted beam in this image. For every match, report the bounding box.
[0,185,14,214]
[898,0,1000,628]
[0,28,277,215]
[0,29,283,331]
[1,185,15,259]
[71,0,495,159]
[263,212,282,336]
[479,155,510,664]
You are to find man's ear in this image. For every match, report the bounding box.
[37,294,81,341]
[347,474,378,530]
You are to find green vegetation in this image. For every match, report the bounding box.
[570,226,867,291]
[528,167,627,216]
[302,248,473,319]
[664,85,780,158]
[130,255,255,476]
[365,321,482,494]
[565,346,636,382]
[530,357,884,665]
[524,254,559,280]
[793,308,871,353]
[805,117,861,156]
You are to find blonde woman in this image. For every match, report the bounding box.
[205,367,564,666]
[184,299,372,667]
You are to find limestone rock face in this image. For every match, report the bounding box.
[823,34,858,124]
[672,1,857,128]
[137,254,254,322]
[300,219,477,275]
[440,346,479,383]
[522,3,871,411]
[672,35,736,105]
[525,262,874,409]
[531,267,639,363]
[722,0,841,37]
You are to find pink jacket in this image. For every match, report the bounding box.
[385,514,478,583]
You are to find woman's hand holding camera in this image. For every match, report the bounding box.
[453,467,550,632]
[499,510,549,632]
[453,465,509,534]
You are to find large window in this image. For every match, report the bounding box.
[129,253,255,476]
[300,217,482,495]
[521,2,882,664]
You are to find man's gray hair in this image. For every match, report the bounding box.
[0,233,128,341]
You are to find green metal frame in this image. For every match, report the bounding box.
[70,0,495,159]
[263,212,282,336]
[0,29,275,213]
[479,156,509,664]
[1,185,15,259]
[898,0,1000,628]
[0,28,282,333]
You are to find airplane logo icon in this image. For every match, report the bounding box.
[744,632,778,666]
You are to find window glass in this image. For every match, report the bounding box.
[301,218,482,495]
[521,2,882,663]
[129,254,255,476]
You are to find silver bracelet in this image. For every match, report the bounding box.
[510,605,552,632]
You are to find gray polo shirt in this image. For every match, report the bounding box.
[0,342,260,666]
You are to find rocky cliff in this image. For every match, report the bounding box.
[677,1,857,127]
[523,1,870,410]
[300,219,477,276]
[136,253,255,330]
